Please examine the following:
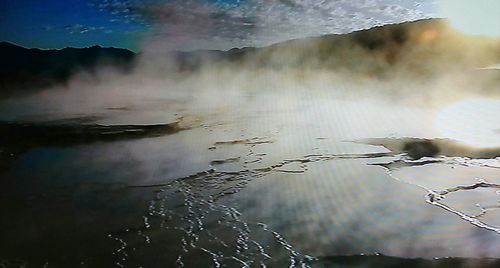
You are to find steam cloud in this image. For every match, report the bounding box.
[1,17,499,128]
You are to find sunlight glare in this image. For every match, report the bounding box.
[435,98,500,148]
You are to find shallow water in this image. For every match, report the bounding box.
[0,91,499,267]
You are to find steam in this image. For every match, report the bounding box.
[0,18,499,142]
[2,8,500,264]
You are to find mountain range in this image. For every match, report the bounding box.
[1,18,499,97]
[0,42,135,96]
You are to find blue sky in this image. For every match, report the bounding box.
[0,0,439,51]
[0,0,148,50]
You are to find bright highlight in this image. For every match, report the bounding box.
[440,0,500,36]
[436,98,500,148]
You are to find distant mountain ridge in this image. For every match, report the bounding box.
[1,18,500,96]
[230,18,500,76]
[0,42,135,96]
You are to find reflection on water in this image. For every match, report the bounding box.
[0,94,499,267]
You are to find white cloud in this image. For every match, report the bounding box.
[96,0,437,50]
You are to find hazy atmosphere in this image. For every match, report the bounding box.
[0,1,499,267]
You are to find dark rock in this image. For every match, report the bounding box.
[402,140,440,159]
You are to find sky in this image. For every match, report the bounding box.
[0,0,441,51]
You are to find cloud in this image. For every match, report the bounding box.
[41,24,112,35]
[92,0,436,50]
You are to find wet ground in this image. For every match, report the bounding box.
[0,91,499,267]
